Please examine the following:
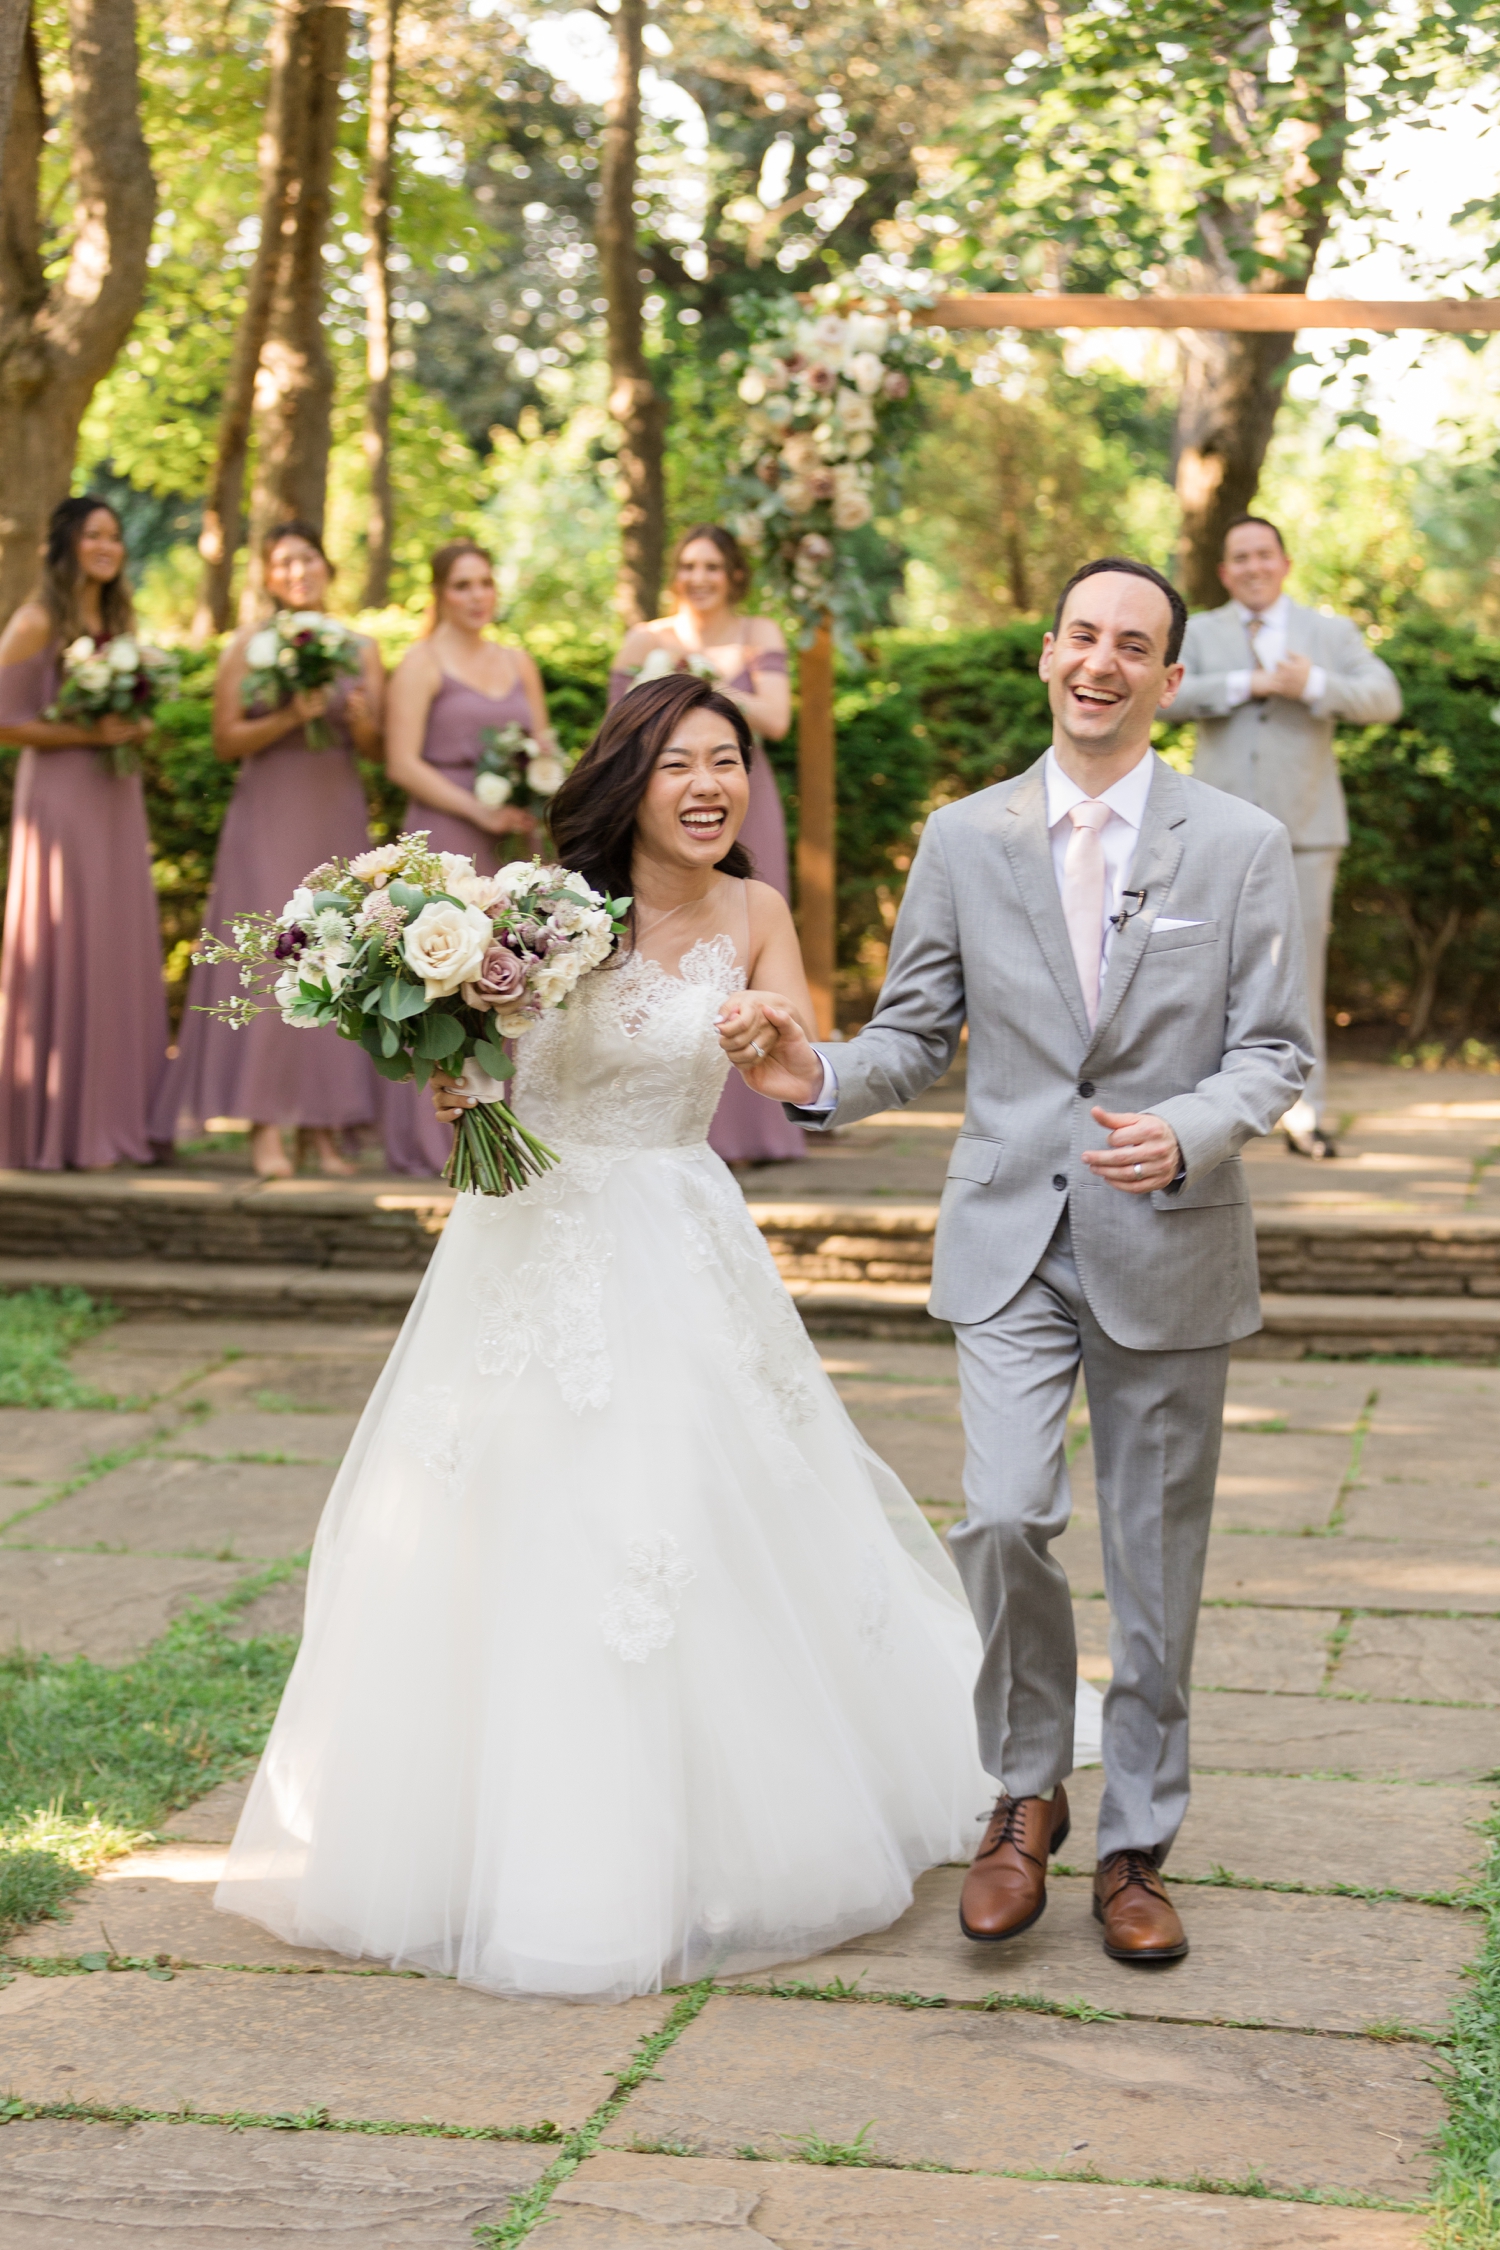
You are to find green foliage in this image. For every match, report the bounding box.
[1336,618,1500,1038]
[925,0,1485,294]
[1429,1801,1500,2246]
[0,1289,118,1410]
[0,1572,299,1944]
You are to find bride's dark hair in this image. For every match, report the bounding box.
[549,673,755,917]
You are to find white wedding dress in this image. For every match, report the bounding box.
[217,904,1103,2000]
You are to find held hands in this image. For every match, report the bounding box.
[473,802,539,841]
[716,992,824,1107]
[1249,653,1312,702]
[1083,1106,1181,1195]
[293,686,329,727]
[91,714,151,748]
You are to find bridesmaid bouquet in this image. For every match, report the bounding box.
[631,647,719,686]
[242,611,362,749]
[46,634,180,775]
[196,833,630,1197]
[474,722,571,814]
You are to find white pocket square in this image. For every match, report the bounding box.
[1151,918,1205,932]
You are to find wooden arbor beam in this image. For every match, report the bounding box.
[797,289,1498,1039]
[922,293,1500,333]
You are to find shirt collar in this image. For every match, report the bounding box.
[1233,592,1290,630]
[1044,744,1156,835]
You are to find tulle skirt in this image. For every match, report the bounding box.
[217,1143,1094,1999]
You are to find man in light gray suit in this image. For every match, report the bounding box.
[1172,515,1400,1159]
[723,560,1311,1963]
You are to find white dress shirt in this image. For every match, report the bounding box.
[806,746,1161,1110]
[1224,594,1327,712]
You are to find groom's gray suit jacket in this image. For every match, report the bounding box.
[791,755,1312,1352]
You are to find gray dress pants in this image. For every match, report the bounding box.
[949,1211,1229,1863]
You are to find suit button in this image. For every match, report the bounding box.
[1052,1173,1068,1191]
[1078,1081,1095,1098]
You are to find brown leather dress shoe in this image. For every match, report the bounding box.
[1093,1849,1188,1963]
[959,1788,1071,1943]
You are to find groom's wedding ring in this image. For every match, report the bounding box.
[1133,1162,1143,1177]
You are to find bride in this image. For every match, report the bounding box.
[216,672,1099,2001]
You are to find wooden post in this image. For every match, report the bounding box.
[797,616,836,1039]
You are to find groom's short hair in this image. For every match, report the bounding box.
[1053,558,1188,666]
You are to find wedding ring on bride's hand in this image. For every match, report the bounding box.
[749,1041,766,1060]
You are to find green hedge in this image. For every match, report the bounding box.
[7,615,1500,1046]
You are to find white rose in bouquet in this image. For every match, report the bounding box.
[525,754,568,798]
[404,900,493,998]
[474,770,513,809]
[845,312,891,357]
[279,886,318,929]
[246,627,279,669]
[77,659,112,695]
[636,647,679,682]
[108,636,141,673]
[530,950,585,1005]
[64,636,97,664]
[495,860,546,899]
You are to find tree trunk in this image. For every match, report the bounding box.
[598,0,665,626]
[0,0,155,625]
[1396,900,1462,1048]
[0,0,28,183]
[359,0,398,611]
[243,0,348,611]
[193,0,322,637]
[1171,12,1347,604]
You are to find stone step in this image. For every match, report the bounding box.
[4,1251,1499,1356]
[9,1170,1500,1302]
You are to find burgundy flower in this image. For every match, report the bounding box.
[274,925,308,960]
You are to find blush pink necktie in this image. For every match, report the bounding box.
[1062,799,1112,1028]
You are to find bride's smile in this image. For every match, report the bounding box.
[634,706,752,882]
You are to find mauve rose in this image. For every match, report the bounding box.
[462,942,527,1011]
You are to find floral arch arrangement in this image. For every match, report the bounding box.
[724,269,954,649]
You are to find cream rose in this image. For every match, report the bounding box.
[245,627,279,669]
[403,900,494,998]
[474,770,513,809]
[526,754,568,797]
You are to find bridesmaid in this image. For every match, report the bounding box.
[379,539,552,1175]
[0,496,168,1169]
[611,523,803,1165]
[154,522,384,1179]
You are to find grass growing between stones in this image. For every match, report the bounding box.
[0,1287,118,1409]
[1430,1798,1500,2247]
[0,1566,298,1944]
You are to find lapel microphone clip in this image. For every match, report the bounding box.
[1109,888,1148,934]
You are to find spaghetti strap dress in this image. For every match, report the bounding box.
[153,674,377,1143]
[0,647,169,1169]
[607,647,804,1166]
[380,669,537,1176]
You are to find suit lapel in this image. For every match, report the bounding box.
[1284,598,1313,658]
[1000,760,1092,1046]
[1087,760,1188,1053]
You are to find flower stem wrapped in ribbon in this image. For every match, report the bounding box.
[194,834,630,1196]
[43,634,180,775]
[241,610,363,750]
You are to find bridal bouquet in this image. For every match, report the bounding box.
[474,722,571,814]
[45,634,180,775]
[196,833,630,1196]
[241,611,362,749]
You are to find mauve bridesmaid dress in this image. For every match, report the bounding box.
[379,669,537,1175]
[153,675,377,1144]
[606,651,804,1165]
[0,647,169,1168]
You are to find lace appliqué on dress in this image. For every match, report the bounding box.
[600,1532,696,1662]
[399,1384,466,1498]
[473,1209,613,1413]
[675,1157,819,1429]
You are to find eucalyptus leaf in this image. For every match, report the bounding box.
[414,1010,465,1061]
[472,1037,515,1081]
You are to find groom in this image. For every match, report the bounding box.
[728,559,1311,1963]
